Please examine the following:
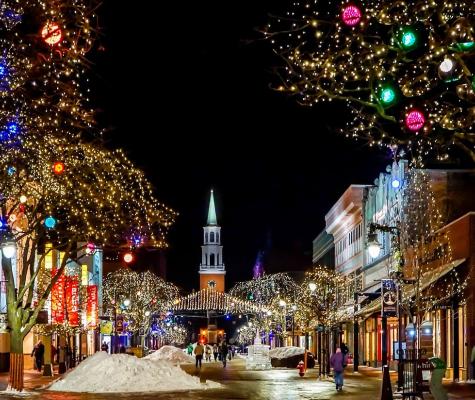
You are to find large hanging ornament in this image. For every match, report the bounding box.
[378,84,397,106]
[438,57,461,82]
[456,42,475,52]
[398,28,419,50]
[44,215,57,229]
[405,109,426,132]
[341,5,362,27]
[53,161,65,175]
[41,22,62,46]
[123,252,134,263]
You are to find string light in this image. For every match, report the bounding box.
[267,0,475,161]
[103,269,180,333]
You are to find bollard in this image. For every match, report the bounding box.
[429,357,448,400]
[380,365,393,400]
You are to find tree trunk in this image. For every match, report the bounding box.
[8,334,24,391]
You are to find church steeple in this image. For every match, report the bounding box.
[199,189,225,292]
[207,190,217,226]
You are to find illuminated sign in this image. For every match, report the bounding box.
[66,276,79,326]
[51,268,64,324]
[87,285,98,328]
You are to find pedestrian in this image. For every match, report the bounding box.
[31,340,45,372]
[220,341,228,367]
[101,341,109,352]
[231,345,236,359]
[205,345,212,362]
[187,343,193,356]
[471,345,475,381]
[330,347,347,391]
[194,342,204,368]
[340,342,349,356]
[213,344,219,362]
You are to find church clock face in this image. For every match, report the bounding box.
[208,280,216,288]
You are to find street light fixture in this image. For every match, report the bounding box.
[1,241,16,259]
[367,231,381,258]
[123,298,131,307]
[308,282,317,292]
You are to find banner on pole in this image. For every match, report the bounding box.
[381,279,398,317]
[87,285,98,328]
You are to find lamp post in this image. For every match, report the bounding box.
[367,222,405,391]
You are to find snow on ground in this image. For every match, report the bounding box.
[48,351,220,393]
[144,345,195,364]
[269,346,305,359]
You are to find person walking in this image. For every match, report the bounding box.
[187,343,193,356]
[330,347,347,391]
[31,340,45,372]
[205,345,212,362]
[194,342,204,368]
[220,341,228,367]
[101,341,109,352]
[340,342,349,356]
[213,344,219,362]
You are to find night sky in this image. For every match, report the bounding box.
[92,1,390,291]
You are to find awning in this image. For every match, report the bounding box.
[355,258,466,318]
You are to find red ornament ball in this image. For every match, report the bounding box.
[41,22,62,46]
[341,5,362,26]
[123,252,134,263]
[53,161,65,175]
[405,110,426,131]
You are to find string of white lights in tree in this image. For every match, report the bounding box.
[229,273,301,311]
[103,269,180,333]
[399,165,467,314]
[170,288,263,314]
[295,266,349,331]
[266,0,475,162]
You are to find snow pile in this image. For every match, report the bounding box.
[49,351,220,393]
[144,345,195,364]
[269,346,305,360]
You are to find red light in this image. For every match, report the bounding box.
[85,242,96,255]
[41,22,62,46]
[123,252,134,263]
[53,162,65,175]
[341,5,362,26]
[405,110,426,132]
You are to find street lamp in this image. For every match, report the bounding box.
[1,240,16,259]
[309,282,317,292]
[123,298,131,307]
[366,222,406,392]
[367,231,381,259]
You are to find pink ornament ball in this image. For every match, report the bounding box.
[405,110,426,132]
[342,5,362,26]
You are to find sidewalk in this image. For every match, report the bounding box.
[354,364,475,399]
[0,366,62,391]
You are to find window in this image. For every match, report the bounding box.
[216,233,220,243]
[210,253,215,265]
[205,232,208,243]
[217,254,220,265]
[210,232,215,242]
